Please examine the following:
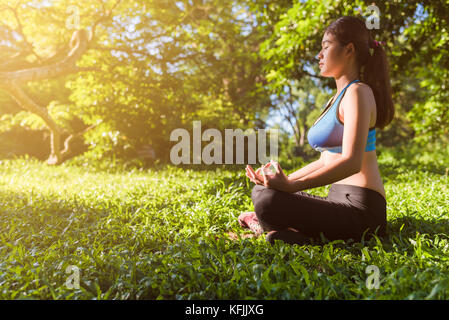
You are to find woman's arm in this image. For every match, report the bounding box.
[287,156,325,181]
[288,156,358,192]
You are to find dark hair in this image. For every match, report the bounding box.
[325,16,394,129]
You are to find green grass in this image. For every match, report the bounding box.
[0,142,448,300]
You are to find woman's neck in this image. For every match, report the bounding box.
[334,69,360,93]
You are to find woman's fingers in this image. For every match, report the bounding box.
[247,166,256,179]
[271,161,285,176]
[246,167,254,181]
[248,169,262,184]
[248,165,258,178]
[247,164,274,185]
[262,162,274,175]
[246,167,260,184]
[246,172,257,184]
[247,166,264,185]
[261,166,269,187]
[272,161,280,174]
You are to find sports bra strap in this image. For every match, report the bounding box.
[343,79,360,90]
[335,79,360,102]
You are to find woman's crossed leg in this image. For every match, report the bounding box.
[251,184,367,244]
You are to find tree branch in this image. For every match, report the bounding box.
[0,29,90,82]
[6,3,43,62]
[60,120,103,156]
[0,80,63,161]
[89,0,123,42]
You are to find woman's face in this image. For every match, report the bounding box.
[317,32,347,77]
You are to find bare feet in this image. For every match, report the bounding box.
[238,211,257,227]
[238,211,263,236]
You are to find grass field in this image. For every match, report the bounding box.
[0,142,448,299]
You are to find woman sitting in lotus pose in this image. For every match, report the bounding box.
[240,16,394,246]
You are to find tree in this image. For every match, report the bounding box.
[0,0,275,165]
[0,0,122,164]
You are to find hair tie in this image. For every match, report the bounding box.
[373,40,386,47]
[369,40,385,56]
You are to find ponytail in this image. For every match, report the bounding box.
[361,38,395,129]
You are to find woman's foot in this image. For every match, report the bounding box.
[238,211,263,236]
[238,211,256,228]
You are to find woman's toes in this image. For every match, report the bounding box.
[238,211,257,228]
[247,220,263,236]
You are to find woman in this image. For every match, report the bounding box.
[240,16,394,246]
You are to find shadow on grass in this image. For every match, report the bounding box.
[386,216,449,239]
[328,215,449,251]
[380,160,448,179]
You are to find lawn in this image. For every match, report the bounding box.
[0,142,448,299]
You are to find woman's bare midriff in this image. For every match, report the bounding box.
[322,150,386,200]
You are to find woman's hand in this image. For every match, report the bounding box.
[260,160,294,193]
[246,163,270,185]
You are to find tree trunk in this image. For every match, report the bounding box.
[293,121,301,147]
[0,30,91,165]
[0,81,64,164]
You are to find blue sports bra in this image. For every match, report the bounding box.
[307,79,376,153]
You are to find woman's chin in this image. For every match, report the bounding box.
[320,68,332,77]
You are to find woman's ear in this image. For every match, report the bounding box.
[345,42,356,58]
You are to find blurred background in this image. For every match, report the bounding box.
[0,0,447,170]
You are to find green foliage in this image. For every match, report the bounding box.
[62,0,274,160]
[0,0,448,163]
[0,102,77,133]
[1,0,273,162]
[0,139,448,299]
[408,98,449,143]
[401,2,449,144]
[0,112,45,131]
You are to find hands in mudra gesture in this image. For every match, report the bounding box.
[245,160,293,193]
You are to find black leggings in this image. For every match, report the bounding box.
[251,183,387,243]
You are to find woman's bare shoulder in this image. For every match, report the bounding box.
[340,81,376,118]
[345,82,375,103]
[352,82,374,96]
